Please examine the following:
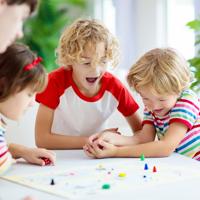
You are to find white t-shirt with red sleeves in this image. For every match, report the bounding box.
[36,67,139,136]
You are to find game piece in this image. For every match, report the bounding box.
[50,178,55,185]
[118,172,126,177]
[102,183,110,189]
[153,166,157,173]
[144,163,148,170]
[140,154,145,161]
[41,157,51,165]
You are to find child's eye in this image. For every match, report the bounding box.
[83,62,91,66]
[28,93,34,97]
[142,97,148,100]
[101,60,107,64]
[159,99,167,102]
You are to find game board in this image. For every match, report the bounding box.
[2,160,200,199]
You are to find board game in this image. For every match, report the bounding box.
[2,160,200,199]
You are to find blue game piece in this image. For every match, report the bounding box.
[144,163,148,170]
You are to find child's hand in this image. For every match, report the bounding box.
[88,128,120,145]
[84,128,120,158]
[21,147,56,166]
[97,131,122,145]
[83,144,96,158]
[84,140,117,158]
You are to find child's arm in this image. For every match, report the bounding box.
[125,111,142,132]
[84,124,156,157]
[85,122,187,158]
[87,124,155,146]
[35,104,88,149]
[85,110,142,148]
[8,143,56,165]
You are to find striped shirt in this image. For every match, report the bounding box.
[143,89,200,161]
[0,118,12,175]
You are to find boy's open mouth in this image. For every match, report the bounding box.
[86,77,98,83]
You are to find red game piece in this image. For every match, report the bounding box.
[153,166,157,173]
[41,157,52,165]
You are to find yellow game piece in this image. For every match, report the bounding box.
[118,172,126,177]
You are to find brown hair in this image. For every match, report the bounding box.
[0,43,47,102]
[5,0,38,14]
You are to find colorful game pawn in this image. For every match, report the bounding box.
[153,166,157,173]
[50,178,55,185]
[41,157,51,165]
[144,163,148,170]
[118,172,126,177]
[102,183,110,189]
[140,154,145,161]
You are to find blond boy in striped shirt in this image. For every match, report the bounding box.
[84,48,200,161]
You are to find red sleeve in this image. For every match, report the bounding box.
[36,67,70,109]
[117,86,139,116]
[105,73,139,116]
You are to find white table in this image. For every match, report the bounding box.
[0,150,200,200]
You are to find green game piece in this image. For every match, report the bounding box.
[140,154,145,161]
[102,183,110,189]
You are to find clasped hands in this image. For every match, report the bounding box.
[83,128,122,158]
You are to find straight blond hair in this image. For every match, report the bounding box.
[127,48,193,95]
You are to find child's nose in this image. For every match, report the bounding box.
[17,31,23,39]
[16,26,24,39]
[91,65,101,74]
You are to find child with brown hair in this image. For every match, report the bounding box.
[84,48,200,161]
[35,19,142,149]
[0,0,38,53]
[0,43,56,175]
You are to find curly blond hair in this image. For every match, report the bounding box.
[56,19,119,68]
[127,48,193,95]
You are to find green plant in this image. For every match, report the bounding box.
[186,19,200,92]
[21,0,87,72]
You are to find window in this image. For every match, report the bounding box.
[93,0,195,65]
[167,0,195,59]
[93,0,116,34]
